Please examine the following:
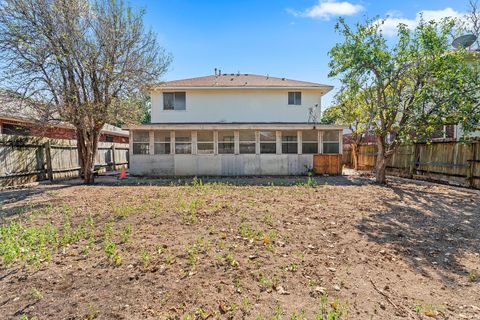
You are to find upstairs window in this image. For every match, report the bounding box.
[260,131,276,154]
[281,131,298,154]
[154,131,171,154]
[163,92,186,110]
[288,92,301,105]
[323,131,340,154]
[132,131,149,155]
[175,131,191,154]
[218,131,235,154]
[197,131,214,154]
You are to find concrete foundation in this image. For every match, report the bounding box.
[130,154,314,176]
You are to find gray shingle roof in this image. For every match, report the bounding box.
[150,74,333,89]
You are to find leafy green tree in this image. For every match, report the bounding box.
[329,17,476,184]
[320,107,339,124]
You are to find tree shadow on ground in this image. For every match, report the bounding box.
[0,184,73,221]
[357,179,480,284]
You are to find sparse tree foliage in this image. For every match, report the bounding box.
[0,0,171,183]
[329,17,476,184]
[468,0,480,47]
[327,88,373,170]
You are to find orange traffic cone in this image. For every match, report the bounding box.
[119,166,128,179]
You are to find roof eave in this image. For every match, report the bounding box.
[125,123,345,130]
[149,85,334,92]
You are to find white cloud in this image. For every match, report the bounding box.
[289,0,364,20]
[378,8,465,36]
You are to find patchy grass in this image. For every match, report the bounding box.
[0,176,479,319]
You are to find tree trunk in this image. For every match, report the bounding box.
[352,143,359,170]
[77,127,100,184]
[375,136,388,184]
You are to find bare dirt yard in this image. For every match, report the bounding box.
[0,175,479,320]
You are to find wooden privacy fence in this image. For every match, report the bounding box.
[0,135,129,187]
[349,141,480,189]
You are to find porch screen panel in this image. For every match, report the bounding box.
[323,131,340,154]
[197,131,214,154]
[239,131,255,154]
[302,131,318,154]
[154,131,171,154]
[218,131,234,154]
[281,131,297,154]
[260,131,276,154]
[132,131,149,155]
[175,131,192,154]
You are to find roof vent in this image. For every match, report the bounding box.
[230,78,234,81]
[282,78,285,81]
[245,73,249,76]
[230,73,234,76]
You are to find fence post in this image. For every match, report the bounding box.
[44,141,53,182]
[111,143,116,170]
[409,143,419,178]
[468,142,477,188]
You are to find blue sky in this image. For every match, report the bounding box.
[132,0,470,108]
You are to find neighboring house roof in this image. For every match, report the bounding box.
[0,90,54,123]
[148,74,333,91]
[0,91,128,137]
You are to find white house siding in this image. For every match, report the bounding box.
[151,89,323,123]
[130,154,314,176]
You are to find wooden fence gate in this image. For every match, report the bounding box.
[313,154,342,175]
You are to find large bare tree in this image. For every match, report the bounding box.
[0,0,170,183]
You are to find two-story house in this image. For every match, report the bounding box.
[127,73,343,176]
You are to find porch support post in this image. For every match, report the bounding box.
[255,131,260,155]
[129,130,134,158]
[192,131,197,155]
[338,130,343,155]
[149,130,154,155]
[319,131,324,154]
[234,131,240,155]
[276,131,281,155]
[171,131,175,154]
[214,131,218,155]
[298,131,302,155]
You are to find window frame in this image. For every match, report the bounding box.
[239,131,256,154]
[218,131,235,154]
[163,92,186,111]
[259,130,276,154]
[132,131,150,155]
[288,92,302,105]
[197,131,215,155]
[302,130,319,154]
[174,131,192,154]
[322,131,340,154]
[281,131,298,154]
[2,123,31,136]
[154,131,171,155]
